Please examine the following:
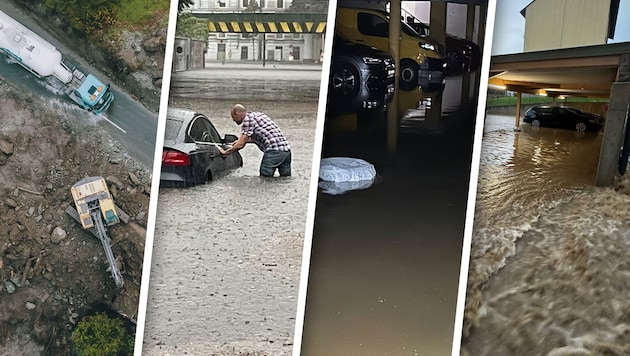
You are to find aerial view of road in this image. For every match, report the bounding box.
[0,2,158,168]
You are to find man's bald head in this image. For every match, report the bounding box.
[231,104,247,124]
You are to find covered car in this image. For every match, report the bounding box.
[161,108,243,186]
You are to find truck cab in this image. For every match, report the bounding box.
[335,6,446,88]
[72,74,115,115]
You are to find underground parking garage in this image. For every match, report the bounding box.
[298,1,491,355]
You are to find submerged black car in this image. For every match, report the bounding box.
[327,35,395,114]
[161,108,243,186]
[523,106,604,132]
[409,21,482,75]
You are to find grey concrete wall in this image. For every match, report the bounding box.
[169,77,322,101]
[596,82,630,186]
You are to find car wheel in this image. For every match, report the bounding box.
[575,122,587,132]
[445,51,463,73]
[532,119,541,128]
[399,59,419,89]
[330,62,360,100]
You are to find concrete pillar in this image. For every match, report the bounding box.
[430,1,447,47]
[475,4,487,96]
[304,34,314,61]
[461,4,476,103]
[466,3,475,42]
[387,0,401,152]
[596,82,630,186]
[515,91,522,130]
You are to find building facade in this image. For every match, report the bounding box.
[522,0,618,52]
[187,0,325,63]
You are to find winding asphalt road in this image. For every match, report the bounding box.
[0,2,158,168]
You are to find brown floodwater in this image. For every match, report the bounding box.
[460,113,630,355]
[142,99,317,355]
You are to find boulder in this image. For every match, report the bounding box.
[50,227,67,244]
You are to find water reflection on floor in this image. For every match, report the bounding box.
[301,75,477,356]
[476,114,602,233]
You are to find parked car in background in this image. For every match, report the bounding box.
[523,106,604,132]
[328,34,395,114]
[408,21,482,75]
[335,6,446,89]
[161,108,243,186]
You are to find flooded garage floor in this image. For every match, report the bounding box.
[300,97,478,355]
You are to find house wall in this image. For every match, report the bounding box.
[523,0,611,52]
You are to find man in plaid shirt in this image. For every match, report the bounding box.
[218,104,292,177]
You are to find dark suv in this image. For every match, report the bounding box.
[523,106,604,132]
[327,35,395,114]
[408,21,482,75]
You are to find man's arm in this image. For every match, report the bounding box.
[217,133,249,155]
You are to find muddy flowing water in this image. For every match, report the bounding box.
[143,99,316,355]
[463,113,630,355]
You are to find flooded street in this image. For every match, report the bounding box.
[143,99,317,355]
[463,113,630,355]
[301,74,478,356]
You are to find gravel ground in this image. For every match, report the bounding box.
[142,98,318,355]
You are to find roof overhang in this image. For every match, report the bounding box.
[489,42,630,98]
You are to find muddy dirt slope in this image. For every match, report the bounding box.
[0,79,151,354]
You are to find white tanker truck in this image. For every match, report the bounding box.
[0,9,114,114]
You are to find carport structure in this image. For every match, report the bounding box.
[488,42,630,186]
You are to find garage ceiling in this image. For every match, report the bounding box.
[489,42,630,98]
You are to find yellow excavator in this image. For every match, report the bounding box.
[66,176,129,288]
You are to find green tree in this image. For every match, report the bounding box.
[176,14,209,40]
[179,0,195,13]
[71,313,134,356]
[245,0,261,12]
[287,0,328,13]
[44,0,122,36]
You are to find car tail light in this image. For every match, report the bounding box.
[162,150,190,166]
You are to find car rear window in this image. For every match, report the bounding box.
[165,119,183,140]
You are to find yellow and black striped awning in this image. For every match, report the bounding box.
[208,21,326,33]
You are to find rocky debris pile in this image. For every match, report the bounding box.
[0,80,150,354]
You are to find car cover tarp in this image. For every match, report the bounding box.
[318,157,376,195]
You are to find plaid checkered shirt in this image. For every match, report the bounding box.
[241,112,290,152]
